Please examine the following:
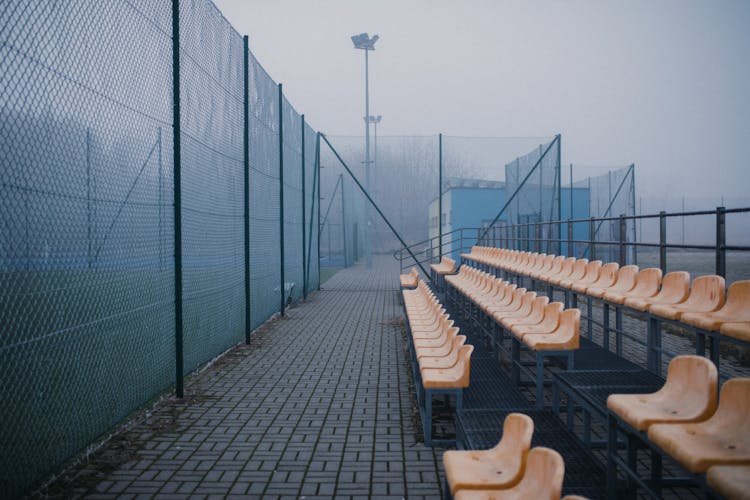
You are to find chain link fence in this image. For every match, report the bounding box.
[0,1,320,496]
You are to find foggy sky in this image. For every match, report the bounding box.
[213,0,750,207]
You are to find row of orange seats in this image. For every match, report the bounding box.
[462,246,750,343]
[606,355,749,498]
[446,266,581,352]
[402,280,473,446]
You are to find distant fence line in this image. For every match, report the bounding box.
[0,1,319,496]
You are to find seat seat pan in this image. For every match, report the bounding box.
[607,393,710,432]
[443,449,524,493]
[707,464,750,500]
[720,321,750,342]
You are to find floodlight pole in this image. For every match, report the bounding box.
[364,47,372,269]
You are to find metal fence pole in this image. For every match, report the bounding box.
[171,0,184,399]
[301,115,307,299]
[340,174,347,267]
[243,35,251,341]
[716,206,726,278]
[589,217,596,262]
[619,214,627,265]
[317,132,321,290]
[438,133,443,260]
[567,221,573,258]
[278,83,285,316]
[659,211,667,274]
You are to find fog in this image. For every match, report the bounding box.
[213,0,750,209]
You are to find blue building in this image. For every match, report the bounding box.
[429,177,590,262]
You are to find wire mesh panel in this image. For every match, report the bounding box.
[0,1,174,497]
[179,0,245,372]
[247,53,281,329]
[572,165,636,263]
[504,138,562,254]
[282,98,303,302]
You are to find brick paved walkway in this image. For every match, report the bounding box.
[52,256,444,499]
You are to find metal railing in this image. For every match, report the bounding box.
[395,206,750,280]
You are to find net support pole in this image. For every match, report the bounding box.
[306,131,319,291]
[438,133,443,260]
[316,133,321,290]
[243,35,251,341]
[301,115,307,299]
[557,134,562,255]
[171,0,184,399]
[321,134,431,279]
[278,83,285,316]
[340,174,347,267]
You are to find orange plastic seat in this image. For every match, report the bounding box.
[511,302,564,339]
[554,258,590,288]
[432,256,457,275]
[491,292,537,323]
[561,496,591,500]
[487,288,529,316]
[720,321,750,343]
[419,335,467,367]
[707,464,750,500]
[414,325,458,350]
[624,271,690,312]
[647,378,750,473]
[603,268,662,305]
[453,447,565,500]
[501,297,549,329]
[587,265,638,299]
[681,280,750,332]
[443,413,534,494]
[560,260,602,290]
[649,275,725,321]
[416,328,462,358]
[607,355,718,431]
[523,309,581,351]
[538,256,566,281]
[571,262,618,294]
[421,345,474,389]
[545,257,577,285]
[400,267,419,288]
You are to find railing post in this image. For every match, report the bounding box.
[340,174,347,267]
[716,206,726,278]
[567,221,573,258]
[619,214,627,265]
[535,223,541,253]
[243,35,251,340]
[659,211,667,274]
[171,0,184,398]
[589,217,596,261]
[278,83,285,316]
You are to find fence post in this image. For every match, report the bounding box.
[659,211,667,274]
[535,223,541,254]
[171,0,184,399]
[243,35,251,341]
[438,133,443,260]
[301,115,307,300]
[619,214,627,265]
[340,174,347,267]
[716,206,726,278]
[278,83,285,316]
[317,133,321,290]
[589,217,596,261]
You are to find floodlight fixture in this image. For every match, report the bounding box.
[351,32,379,50]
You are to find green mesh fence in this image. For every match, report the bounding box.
[504,138,562,253]
[0,1,320,496]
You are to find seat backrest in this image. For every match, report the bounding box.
[684,275,726,310]
[722,280,750,316]
[556,257,576,277]
[539,302,565,330]
[631,268,663,296]
[568,258,589,279]
[610,265,639,292]
[529,296,551,319]
[495,412,534,458]
[455,345,475,388]
[548,255,566,275]
[663,355,718,420]
[658,271,691,302]
[710,378,750,430]
[514,447,565,499]
[556,308,581,346]
[594,262,620,287]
